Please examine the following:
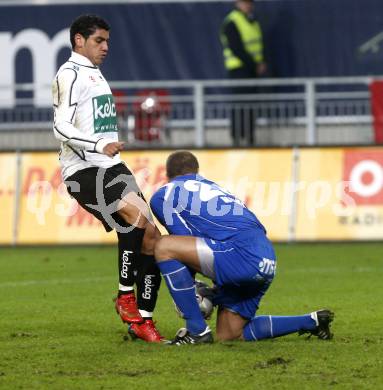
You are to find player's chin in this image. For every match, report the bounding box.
[95,55,107,65]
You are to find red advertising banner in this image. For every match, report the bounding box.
[296,147,383,240]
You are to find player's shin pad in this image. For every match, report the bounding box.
[136,254,161,314]
[243,314,316,341]
[158,259,206,335]
[117,228,145,289]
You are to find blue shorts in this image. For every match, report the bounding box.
[197,234,276,319]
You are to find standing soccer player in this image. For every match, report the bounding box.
[52,14,162,342]
[150,150,334,345]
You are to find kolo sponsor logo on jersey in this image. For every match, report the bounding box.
[92,94,118,133]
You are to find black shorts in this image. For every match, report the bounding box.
[65,163,144,232]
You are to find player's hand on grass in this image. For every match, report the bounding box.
[103,141,125,157]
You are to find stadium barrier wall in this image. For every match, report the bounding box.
[0,147,382,245]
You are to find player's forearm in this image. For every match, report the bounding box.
[53,120,111,153]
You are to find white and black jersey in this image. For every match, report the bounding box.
[52,51,121,179]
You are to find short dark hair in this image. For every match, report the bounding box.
[166,150,199,179]
[70,14,110,49]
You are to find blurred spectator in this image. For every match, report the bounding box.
[220,0,267,146]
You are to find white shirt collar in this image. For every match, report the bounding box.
[69,51,97,68]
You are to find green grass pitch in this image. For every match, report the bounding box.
[0,243,382,389]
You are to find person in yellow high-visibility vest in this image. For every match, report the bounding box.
[220,0,267,146]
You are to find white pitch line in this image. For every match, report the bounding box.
[0,276,114,288]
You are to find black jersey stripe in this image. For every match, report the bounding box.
[67,60,97,69]
[55,68,78,123]
[56,76,60,105]
[54,125,97,145]
[63,68,78,108]
[68,145,86,161]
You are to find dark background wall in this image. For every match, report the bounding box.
[1,0,383,82]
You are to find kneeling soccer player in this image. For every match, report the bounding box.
[150,150,334,345]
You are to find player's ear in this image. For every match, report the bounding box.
[74,33,85,49]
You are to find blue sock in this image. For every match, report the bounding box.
[157,259,207,335]
[243,314,316,341]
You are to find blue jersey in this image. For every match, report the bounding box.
[150,174,267,241]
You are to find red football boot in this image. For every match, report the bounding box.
[128,320,165,343]
[115,293,143,324]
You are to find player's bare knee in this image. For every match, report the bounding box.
[117,202,146,228]
[141,225,161,255]
[117,193,151,228]
[216,331,229,342]
[154,236,172,262]
[154,236,169,261]
[216,329,242,341]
